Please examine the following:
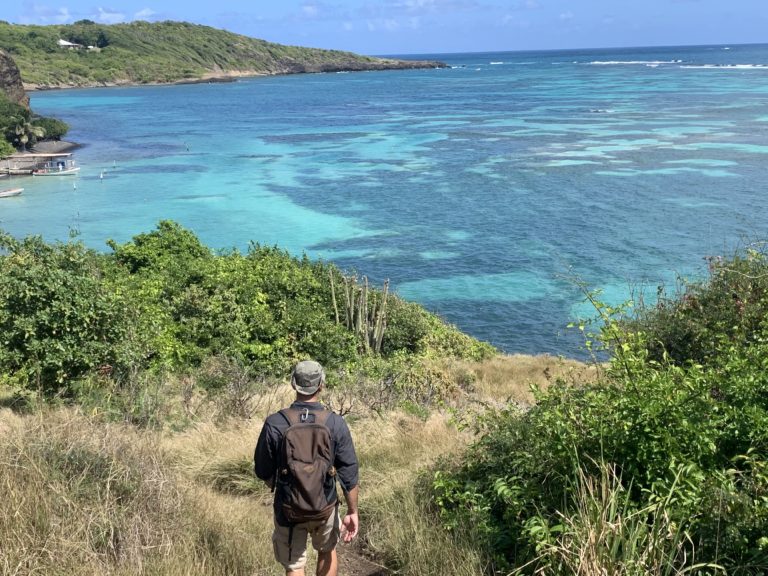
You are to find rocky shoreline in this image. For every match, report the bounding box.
[30,140,81,154]
[24,60,445,92]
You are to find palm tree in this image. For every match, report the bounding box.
[13,118,45,152]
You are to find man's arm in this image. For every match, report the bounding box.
[341,485,359,542]
[254,421,277,487]
[332,415,360,542]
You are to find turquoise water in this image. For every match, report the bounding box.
[3,44,768,356]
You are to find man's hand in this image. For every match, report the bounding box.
[341,512,359,542]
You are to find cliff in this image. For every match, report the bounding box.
[0,49,29,107]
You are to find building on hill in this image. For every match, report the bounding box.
[57,39,82,50]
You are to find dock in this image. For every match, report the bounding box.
[3,153,74,175]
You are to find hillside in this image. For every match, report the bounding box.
[0,20,445,89]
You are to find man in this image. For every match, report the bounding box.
[255,360,359,576]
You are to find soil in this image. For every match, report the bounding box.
[337,542,390,576]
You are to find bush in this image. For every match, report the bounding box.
[0,138,14,158]
[0,222,493,401]
[0,91,30,147]
[33,115,69,140]
[629,248,768,366]
[0,233,128,395]
[432,285,768,573]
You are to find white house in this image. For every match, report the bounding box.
[57,39,83,50]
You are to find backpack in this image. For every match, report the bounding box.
[277,407,337,523]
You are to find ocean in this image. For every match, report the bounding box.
[3,44,768,356]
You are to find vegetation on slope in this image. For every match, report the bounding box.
[0,20,444,88]
[432,247,768,574]
[0,221,494,400]
[4,219,768,575]
[0,84,69,158]
[0,351,584,575]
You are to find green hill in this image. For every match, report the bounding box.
[0,20,445,88]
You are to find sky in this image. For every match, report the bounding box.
[8,0,768,56]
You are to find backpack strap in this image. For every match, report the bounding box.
[280,407,331,426]
[279,408,300,426]
[313,409,331,426]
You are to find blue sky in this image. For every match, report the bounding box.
[9,0,768,55]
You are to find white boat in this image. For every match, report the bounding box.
[0,187,23,198]
[33,159,80,176]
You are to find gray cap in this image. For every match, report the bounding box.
[291,360,325,395]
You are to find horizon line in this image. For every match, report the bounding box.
[2,19,765,59]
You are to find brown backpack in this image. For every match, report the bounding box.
[277,407,337,523]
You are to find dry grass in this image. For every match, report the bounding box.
[466,354,598,404]
[0,408,179,575]
[0,352,593,576]
[0,407,280,576]
[355,411,487,575]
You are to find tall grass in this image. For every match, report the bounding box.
[517,464,725,576]
[467,354,598,405]
[353,411,487,575]
[0,352,597,575]
[0,408,277,575]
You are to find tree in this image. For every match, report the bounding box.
[13,117,45,151]
[33,116,69,141]
[0,138,14,158]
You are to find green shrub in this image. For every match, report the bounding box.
[0,137,13,158]
[33,116,69,140]
[1,222,492,402]
[0,91,30,148]
[432,284,768,573]
[0,233,128,394]
[382,298,431,355]
[629,248,768,366]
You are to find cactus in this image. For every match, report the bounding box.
[330,272,388,354]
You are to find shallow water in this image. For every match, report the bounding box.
[4,44,768,356]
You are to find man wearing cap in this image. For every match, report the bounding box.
[255,360,360,576]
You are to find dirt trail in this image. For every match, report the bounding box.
[337,544,390,576]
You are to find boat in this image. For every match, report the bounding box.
[32,159,80,176]
[0,187,23,198]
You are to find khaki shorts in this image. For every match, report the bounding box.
[272,510,341,571]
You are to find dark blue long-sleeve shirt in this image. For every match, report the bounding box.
[254,401,359,525]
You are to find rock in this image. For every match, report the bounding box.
[0,49,29,108]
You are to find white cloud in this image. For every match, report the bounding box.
[302,4,319,18]
[361,0,478,18]
[94,7,127,24]
[502,14,531,28]
[559,10,574,21]
[19,4,74,25]
[397,0,436,10]
[134,8,156,20]
[366,18,401,31]
[383,18,400,30]
[55,7,72,23]
[343,21,353,31]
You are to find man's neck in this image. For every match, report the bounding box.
[295,394,320,403]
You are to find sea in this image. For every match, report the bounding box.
[3,44,768,357]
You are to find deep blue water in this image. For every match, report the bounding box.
[3,44,768,356]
